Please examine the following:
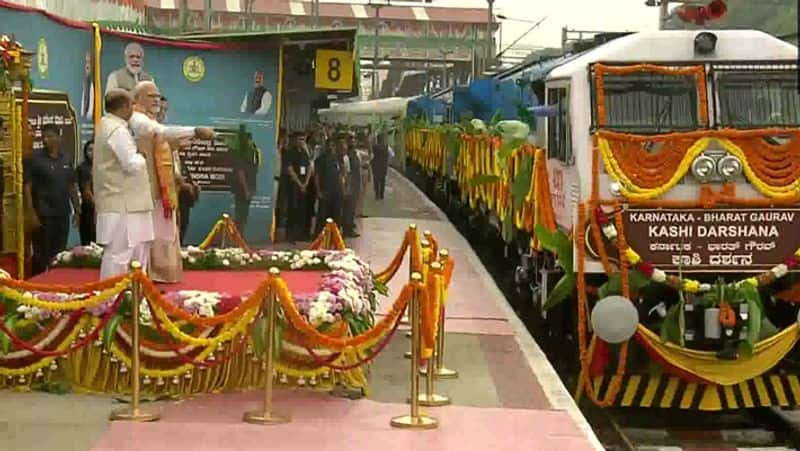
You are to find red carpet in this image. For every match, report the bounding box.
[31,268,325,295]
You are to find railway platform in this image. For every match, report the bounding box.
[0,169,601,451]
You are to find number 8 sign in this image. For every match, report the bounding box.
[315,49,354,91]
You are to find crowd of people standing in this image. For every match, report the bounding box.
[273,124,391,243]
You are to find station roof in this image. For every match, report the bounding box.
[178,27,357,46]
[146,0,491,24]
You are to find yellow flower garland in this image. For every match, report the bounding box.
[0,278,131,311]
[148,299,259,347]
[598,136,800,200]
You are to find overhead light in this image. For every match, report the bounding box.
[694,32,718,55]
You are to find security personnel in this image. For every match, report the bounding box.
[25,124,80,275]
[283,131,312,242]
[314,135,343,235]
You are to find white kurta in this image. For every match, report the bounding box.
[129,111,195,242]
[98,126,155,279]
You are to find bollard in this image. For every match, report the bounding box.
[421,249,458,379]
[110,261,161,422]
[390,272,438,429]
[221,214,230,248]
[243,267,290,424]
[416,262,450,407]
[400,224,418,327]
[324,218,334,249]
[405,238,431,360]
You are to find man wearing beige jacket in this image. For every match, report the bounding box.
[94,89,154,279]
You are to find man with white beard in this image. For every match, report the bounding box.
[94,89,154,279]
[105,42,154,94]
[130,81,215,283]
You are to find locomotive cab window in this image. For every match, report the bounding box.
[547,87,572,164]
[595,71,700,133]
[717,70,800,128]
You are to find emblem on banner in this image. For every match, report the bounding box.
[183,56,205,83]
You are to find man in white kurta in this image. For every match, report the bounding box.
[94,89,155,279]
[130,81,215,282]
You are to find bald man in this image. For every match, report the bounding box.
[106,42,154,94]
[130,81,214,283]
[94,89,154,279]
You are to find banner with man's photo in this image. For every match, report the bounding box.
[0,4,279,245]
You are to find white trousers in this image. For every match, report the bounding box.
[100,239,152,280]
[97,211,155,280]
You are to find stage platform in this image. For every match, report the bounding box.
[1,169,601,451]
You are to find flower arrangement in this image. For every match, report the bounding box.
[40,248,380,335]
[52,245,353,273]
[0,35,32,92]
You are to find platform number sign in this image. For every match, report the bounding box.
[315,49,353,91]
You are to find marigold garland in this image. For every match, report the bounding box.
[575,204,627,407]
[146,297,259,347]
[0,274,127,294]
[0,278,131,311]
[596,129,800,201]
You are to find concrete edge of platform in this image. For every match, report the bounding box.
[393,168,604,450]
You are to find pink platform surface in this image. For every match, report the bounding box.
[91,391,594,451]
[351,218,514,335]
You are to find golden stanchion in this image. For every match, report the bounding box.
[244,267,290,424]
[400,224,418,327]
[405,238,430,359]
[390,272,438,429]
[221,213,230,248]
[421,249,458,379]
[110,261,161,422]
[416,262,450,407]
[324,218,334,249]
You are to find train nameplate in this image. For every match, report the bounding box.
[619,208,800,272]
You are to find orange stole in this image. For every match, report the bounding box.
[153,133,178,217]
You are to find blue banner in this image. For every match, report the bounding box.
[1,6,279,245]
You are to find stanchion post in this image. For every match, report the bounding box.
[417,262,450,407]
[221,214,230,248]
[324,218,334,249]
[422,249,458,379]
[244,267,290,424]
[405,238,430,357]
[391,272,437,429]
[110,261,161,422]
[400,224,418,327]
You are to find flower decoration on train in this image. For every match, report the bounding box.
[595,129,800,201]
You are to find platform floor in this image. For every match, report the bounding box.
[0,168,601,451]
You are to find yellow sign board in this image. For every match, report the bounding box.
[315,49,353,91]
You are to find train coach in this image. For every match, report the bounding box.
[403,29,800,411]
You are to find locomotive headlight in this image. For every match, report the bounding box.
[691,155,716,182]
[717,155,743,180]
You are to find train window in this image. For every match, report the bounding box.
[597,72,700,133]
[717,71,800,128]
[547,87,572,164]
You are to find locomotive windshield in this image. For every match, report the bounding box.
[596,72,700,133]
[716,69,800,128]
